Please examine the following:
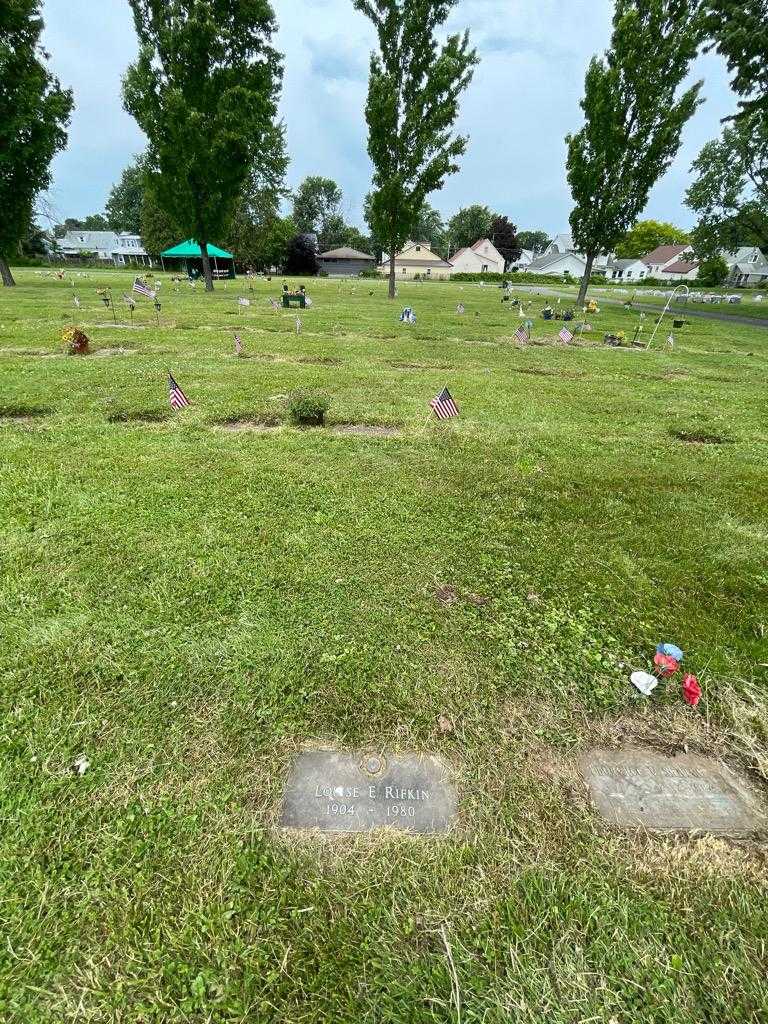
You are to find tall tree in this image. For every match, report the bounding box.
[106,154,148,234]
[411,202,446,253]
[354,0,478,297]
[284,233,319,275]
[489,215,521,269]
[0,1,72,286]
[685,112,768,255]
[701,2,768,120]
[447,204,494,251]
[123,0,282,291]
[614,219,690,258]
[226,119,290,263]
[566,0,702,305]
[517,230,550,254]
[292,176,342,235]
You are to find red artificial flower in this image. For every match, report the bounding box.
[653,652,679,676]
[682,674,702,707]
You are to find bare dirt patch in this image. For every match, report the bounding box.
[673,430,733,445]
[215,416,283,433]
[0,404,51,423]
[434,584,460,606]
[106,409,169,425]
[332,424,403,438]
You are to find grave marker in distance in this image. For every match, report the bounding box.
[580,748,767,833]
[280,750,457,834]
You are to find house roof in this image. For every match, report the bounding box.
[379,257,453,269]
[471,238,493,252]
[609,258,645,270]
[60,230,118,245]
[450,247,470,259]
[546,233,574,253]
[528,251,586,272]
[319,247,374,260]
[642,244,690,266]
[733,263,768,276]
[665,260,700,274]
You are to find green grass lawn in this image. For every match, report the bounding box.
[1,267,767,1023]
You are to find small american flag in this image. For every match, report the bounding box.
[122,292,135,308]
[559,326,573,344]
[514,324,529,344]
[72,296,80,308]
[430,386,459,420]
[296,316,302,334]
[168,372,190,409]
[238,297,250,307]
[234,333,243,355]
[133,277,155,299]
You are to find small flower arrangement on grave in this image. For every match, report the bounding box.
[62,326,91,355]
[285,388,331,427]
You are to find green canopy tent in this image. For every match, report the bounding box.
[160,240,236,279]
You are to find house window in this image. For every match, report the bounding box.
[482,264,488,272]
[415,245,421,251]
[426,268,431,276]
[402,267,407,274]
[626,270,632,278]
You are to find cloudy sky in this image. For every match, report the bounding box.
[41,0,736,235]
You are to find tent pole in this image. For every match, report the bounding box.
[161,256,165,272]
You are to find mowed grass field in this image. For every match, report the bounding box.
[1,267,767,1023]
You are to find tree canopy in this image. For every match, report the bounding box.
[0,0,73,285]
[411,203,447,253]
[447,204,495,251]
[292,176,343,236]
[517,230,550,254]
[123,0,283,290]
[105,154,148,234]
[489,215,521,268]
[354,0,478,297]
[566,0,702,303]
[686,112,768,256]
[615,219,690,258]
[701,1,768,120]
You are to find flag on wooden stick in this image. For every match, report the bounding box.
[234,333,243,356]
[168,372,190,409]
[558,326,573,344]
[514,324,529,344]
[429,387,459,420]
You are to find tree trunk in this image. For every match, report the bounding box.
[388,252,396,299]
[200,242,214,291]
[0,255,16,287]
[577,252,595,306]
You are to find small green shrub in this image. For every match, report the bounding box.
[285,389,331,427]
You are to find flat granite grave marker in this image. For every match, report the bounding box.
[580,748,767,833]
[280,750,457,833]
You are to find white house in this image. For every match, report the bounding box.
[541,232,612,271]
[58,230,154,266]
[664,258,701,283]
[449,237,506,274]
[526,250,588,278]
[642,244,695,279]
[508,248,534,270]
[723,246,768,286]
[608,257,648,281]
[377,240,453,279]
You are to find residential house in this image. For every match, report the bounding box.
[318,246,375,277]
[664,259,701,283]
[58,230,153,266]
[508,248,534,270]
[608,257,648,281]
[377,240,453,280]
[723,246,768,286]
[525,250,588,278]
[449,238,506,274]
[641,244,695,280]
[541,232,612,272]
